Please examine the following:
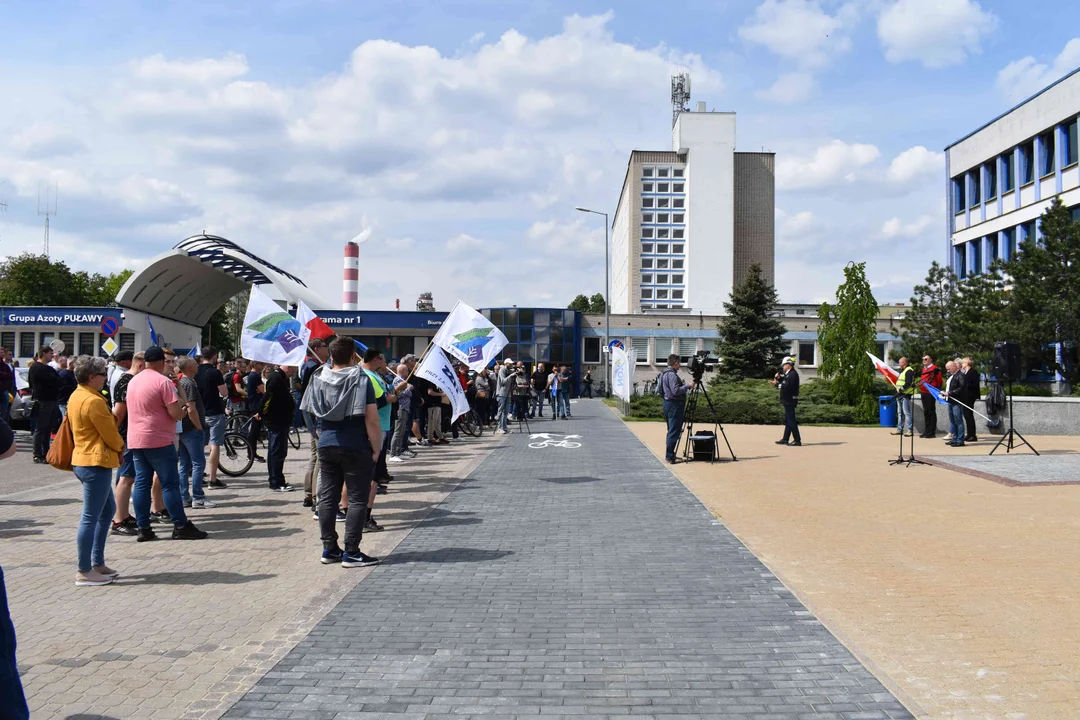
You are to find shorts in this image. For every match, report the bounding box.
[205,413,227,446]
[117,448,136,479]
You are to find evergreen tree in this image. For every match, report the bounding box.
[568,294,590,312]
[817,261,878,421]
[587,293,606,314]
[897,261,955,363]
[715,264,787,380]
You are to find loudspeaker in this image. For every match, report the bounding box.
[993,341,1021,382]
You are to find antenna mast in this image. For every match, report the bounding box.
[671,73,691,128]
[37,181,58,258]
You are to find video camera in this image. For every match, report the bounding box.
[688,350,709,383]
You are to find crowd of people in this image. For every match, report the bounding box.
[891,353,981,446]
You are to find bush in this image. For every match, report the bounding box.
[979,383,1053,397]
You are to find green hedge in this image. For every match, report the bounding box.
[622,376,888,425]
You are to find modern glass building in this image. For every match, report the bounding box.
[481,308,583,392]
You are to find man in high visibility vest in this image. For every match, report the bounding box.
[892,357,917,437]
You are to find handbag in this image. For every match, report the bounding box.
[476,389,488,398]
[46,413,76,472]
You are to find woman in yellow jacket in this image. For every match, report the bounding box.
[68,356,125,586]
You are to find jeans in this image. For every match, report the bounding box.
[177,429,207,502]
[662,398,685,461]
[427,406,445,440]
[920,393,938,436]
[949,404,965,444]
[896,395,913,433]
[266,426,289,489]
[33,400,58,459]
[375,429,390,479]
[557,391,571,417]
[530,393,544,417]
[132,445,190,529]
[0,565,29,720]
[317,445,372,553]
[73,466,115,572]
[246,415,263,454]
[782,403,802,444]
[583,383,593,398]
[496,395,510,431]
[391,404,411,456]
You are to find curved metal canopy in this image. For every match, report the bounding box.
[116,234,332,327]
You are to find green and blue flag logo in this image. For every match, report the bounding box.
[246,311,305,353]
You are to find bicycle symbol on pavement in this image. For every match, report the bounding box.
[528,433,582,449]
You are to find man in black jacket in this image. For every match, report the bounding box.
[261,365,296,492]
[28,347,61,462]
[772,357,802,446]
[960,357,979,442]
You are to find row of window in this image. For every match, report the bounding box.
[952,117,1080,211]
[641,167,685,179]
[642,228,684,239]
[484,308,576,327]
[2,331,134,359]
[641,288,684,301]
[641,243,684,254]
[642,213,684,224]
[641,273,684,285]
[641,197,685,209]
[641,258,684,271]
[953,205,1080,277]
[641,182,685,194]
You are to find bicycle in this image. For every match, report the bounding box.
[229,410,302,451]
[459,408,484,437]
[217,431,255,477]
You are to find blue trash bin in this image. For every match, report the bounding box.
[878,395,897,428]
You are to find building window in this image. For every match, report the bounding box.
[673,168,684,177]
[875,342,887,360]
[985,162,997,200]
[672,229,684,239]
[673,198,684,208]
[955,243,967,279]
[1066,118,1079,167]
[643,213,653,222]
[672,290,684,300]
[673,213,685,223]
[656,289,669,299]
[19,332,35,358]
[78,332,96,356]
[988,235,998,262]
[642,228,654,238]
[1000,152,1013,193]
[657,259,669,269]
[672,244,684,253]
[952,178,963,211]
[642,243,653,253]
[657,183,669,192]
[969,170,980,208]
[672,274,683,284]
[673,183,684,192]
[642,183,653,192]
[1003,227,1016,259]
[641,289,653,299]
[643,168,654,177]
[655,338,675,360]
[642,274,653,283]
[631,338,649,364]
[1041,131,1055,176]
[118,333,135,353]
[970,239,982,275]
[657,213,669,223]
[59,332,75,354]
[798,342,815,367]
[1020,141,1034,184]
[655,304,668,309]
[656,243,668,253]
[657,228,669,238]
[642,258,653,269]
[657,198,669,208]
[0,332,14,355]
[657,168,669,177]
[1021,220,1037,246]
[642,197,654,208]
[672,259,684,269]
[656,274,668,284]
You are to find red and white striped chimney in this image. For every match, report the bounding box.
[343,241,359,310]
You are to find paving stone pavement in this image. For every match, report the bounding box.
[921,452,1080,485]
[221,400,914,720]
[1,429,500,720]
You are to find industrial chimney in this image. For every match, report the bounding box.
[343,242,359,310]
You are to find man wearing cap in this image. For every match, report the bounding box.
[495,358,518,434]
[771,357,802,446]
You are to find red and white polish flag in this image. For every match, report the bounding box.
[866,351,898,385]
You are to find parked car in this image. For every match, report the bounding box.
[8,368,31,430]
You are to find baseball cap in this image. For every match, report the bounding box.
[503,358,514,364]
[144,345,166,363]
[403,354,418,363]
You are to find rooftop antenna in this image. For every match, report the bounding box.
[37,181,58,258]
[671,73,691,128]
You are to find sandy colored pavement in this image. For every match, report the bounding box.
[628,418,1080,720]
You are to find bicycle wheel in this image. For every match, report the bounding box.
[288,425,301,450]
[218,432,254,477]
[226,414,246,433]
[470,411,484,437]
[461,411,479,437]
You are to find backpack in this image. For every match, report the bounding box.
[654,368,674,397]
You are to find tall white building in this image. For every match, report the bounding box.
[610,103,774,315]
[947,68,1080,276]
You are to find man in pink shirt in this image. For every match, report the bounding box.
[126,346,208,542]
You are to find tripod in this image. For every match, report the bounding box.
[990,381,1038,455]
[888,395,931,467]
[680,383,736,462]
[513,393,531,434]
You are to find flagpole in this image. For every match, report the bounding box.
[404,341,435,383]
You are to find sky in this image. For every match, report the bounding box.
[1,0,1079,311]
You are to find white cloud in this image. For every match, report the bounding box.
[997,38,1080,104]
[877,0,997,68]
[756,72,816,104]
[446,233,484,254]
[776,140,880,190]
[739,0,858,69]
[9,124,87,159]
[130,52,250,84]
[881,214,935,238]
[886,146,944,183]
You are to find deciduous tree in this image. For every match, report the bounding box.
[817,261,879,421]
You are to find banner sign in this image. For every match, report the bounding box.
[1,307,122,327]
[415,346,470,422]
[240,285,311,366]
[431,301,509,372]
[611,345,632,403]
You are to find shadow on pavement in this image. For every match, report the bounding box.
[540,476,604,484]
[66,715,122,720]
[379,547,514,565]
[0,518,48,538]
[122,571,276,585]
[0,497,79,507]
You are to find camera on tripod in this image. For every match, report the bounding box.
[688,350,709,384]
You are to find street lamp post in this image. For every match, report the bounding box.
[575,207,610,397]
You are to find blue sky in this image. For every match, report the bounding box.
[1,0,1079,309]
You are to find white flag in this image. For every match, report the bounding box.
[415,346,470,422]
[611,345,632,403]
[240,285,311,367]
[431,301,509,372]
